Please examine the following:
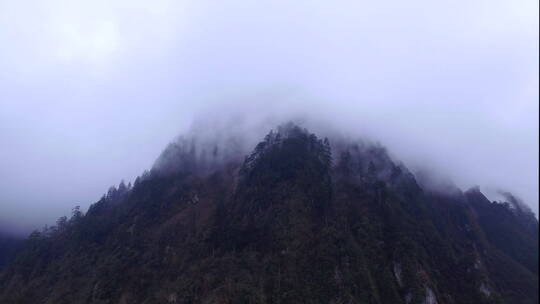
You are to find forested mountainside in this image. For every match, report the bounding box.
[0,123,537,304]
[0,233,23,270]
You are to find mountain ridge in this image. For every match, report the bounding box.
[0,122,537,304]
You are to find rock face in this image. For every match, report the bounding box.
[0,123,538,304]
[423,287,437,304]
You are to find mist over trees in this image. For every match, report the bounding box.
[0,122,536,303]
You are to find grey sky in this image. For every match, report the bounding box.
[0,0,538,234]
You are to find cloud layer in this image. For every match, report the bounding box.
[0,0,538,234]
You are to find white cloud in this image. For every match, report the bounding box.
[0,0,537,233]
[0,0,186,74]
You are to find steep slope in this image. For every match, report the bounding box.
[0,123,537,304]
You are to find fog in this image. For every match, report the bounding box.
[0,0,538,235]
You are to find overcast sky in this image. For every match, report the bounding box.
[0,0,538,234]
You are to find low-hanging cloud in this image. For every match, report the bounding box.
[0,0,538,234]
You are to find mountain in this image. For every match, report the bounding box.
[0,123,537,304]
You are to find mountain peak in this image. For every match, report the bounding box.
[0,123,537,304]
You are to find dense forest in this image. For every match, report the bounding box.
[0,233,23,270]
[0,123,537,303]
